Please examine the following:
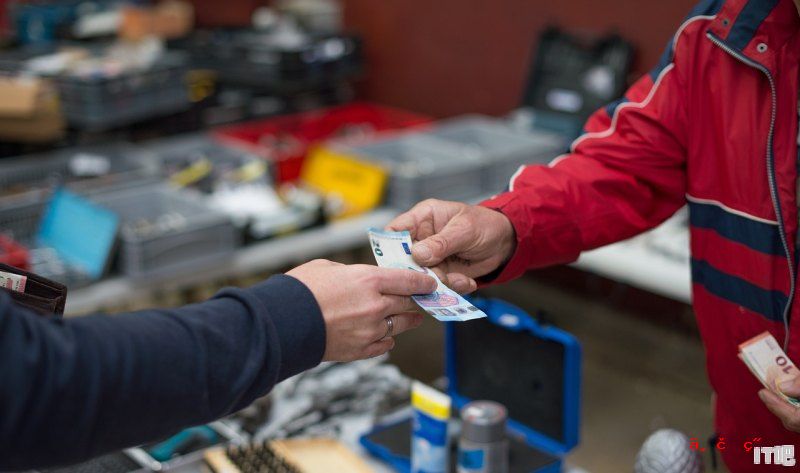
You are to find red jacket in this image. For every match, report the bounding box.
[482,0,800,470]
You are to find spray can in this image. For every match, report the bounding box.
[457,401,508,473]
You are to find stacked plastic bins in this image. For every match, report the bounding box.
[0,143,159,284]
[0,142,158,244]
[142,133,321,242]
[55,52,191,131]
[214,102,432,183]
[323,115,565,209]
[87,184,239,279]
[341,134,485,210]
[423,115,565,194]
[175,29,362,92]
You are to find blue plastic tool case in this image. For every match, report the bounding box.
[360,297,581,472]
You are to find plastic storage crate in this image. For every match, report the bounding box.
[0,142,158,250]
[89,185,239,278]
[0,196,46,244]
[55,52,190,131]
[143,133,322,241]
[214,102,432,183]
[0,142,159,204]
[424,115,565,193]
[175,29,362,91]
[0,197,95,288]
[142,133,265,189]
[345,134,484,210]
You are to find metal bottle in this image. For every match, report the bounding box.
[457,401,508,473]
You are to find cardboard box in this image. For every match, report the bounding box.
[0,77,64,142]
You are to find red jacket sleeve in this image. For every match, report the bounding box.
[481,56,689,283]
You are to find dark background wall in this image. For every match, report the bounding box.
[342,0,698,117]
[189,0,699,117]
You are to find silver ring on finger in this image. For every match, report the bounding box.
[383,316,394,340]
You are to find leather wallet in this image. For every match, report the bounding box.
[0,263,67,317]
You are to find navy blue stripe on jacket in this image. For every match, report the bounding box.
[691,258,787,321]
[726,0,781,51]
[688,199,783,256]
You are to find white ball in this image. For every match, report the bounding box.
[634,429,704,473]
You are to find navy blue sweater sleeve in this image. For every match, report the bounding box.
[0,274,325,470]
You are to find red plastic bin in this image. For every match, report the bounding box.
[212,102,433,183]
[0,235,30,271]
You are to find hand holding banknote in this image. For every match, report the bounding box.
[368,229,488,322]
[287,259,436,362]
[387,199,516,292]
[739,332,800,432]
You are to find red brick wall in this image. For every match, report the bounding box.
[342,0,698,117]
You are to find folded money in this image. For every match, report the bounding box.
[739,331,800,407]
[367,228,487,322]
[0,270,26,293]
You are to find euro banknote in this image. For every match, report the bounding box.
[0,270,26,293]
[739,331,800,407]
[367,228,486,322]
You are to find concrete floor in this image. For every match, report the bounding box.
[389,268,726,473]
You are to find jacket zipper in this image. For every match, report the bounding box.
[706,32,794,349]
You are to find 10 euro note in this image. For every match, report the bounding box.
[739,331,800,407]
[367,228,486,322]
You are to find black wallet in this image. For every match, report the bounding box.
[0,263,67,317]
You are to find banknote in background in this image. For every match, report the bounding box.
[367,228,486,322]
[739,332,800,407]
[0,270,26,293]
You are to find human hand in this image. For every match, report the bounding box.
[286,259,437,362]
[387,199,516,292]
[759,373,800,432]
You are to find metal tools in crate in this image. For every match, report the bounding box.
[214,102,432,183]
[423,115,565,193]
[143,133,323,241]
[88,184,239,278]
[55,52,191,131]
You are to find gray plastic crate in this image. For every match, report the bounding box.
[0,142,159,204]
[347,134,484,210]
[425,115,565,193]
[0,195,44,244]
[89,184,239,278]
[55,52,190,131]
[142,133,263,178]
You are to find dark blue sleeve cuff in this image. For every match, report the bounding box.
[248,274,326,381]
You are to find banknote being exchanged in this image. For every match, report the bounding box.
[367,228,486,322]
[739,331,800,407]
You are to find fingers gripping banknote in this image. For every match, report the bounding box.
[368,228,486,322]
[739,332,800,407]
